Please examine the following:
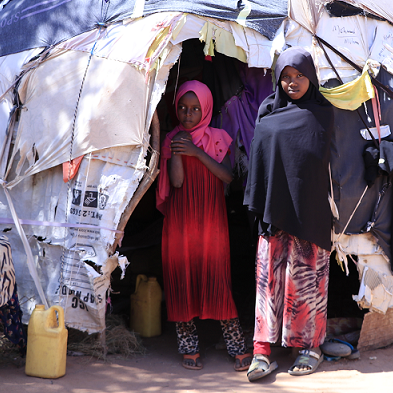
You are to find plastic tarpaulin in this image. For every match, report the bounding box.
[0,11,183,329]
[0,48,43,177]
[0,1,289,332]
[3,10,286,192]
[287,1,385,84]
[290,0,393,33]
[0,0,288,58]
[1,143,147,332]
[56,12,185,72]
[369,20,393,76]
[6,49,148,188]
[288,0,324,34]
[57,13,285,70]
[333,232,393,314]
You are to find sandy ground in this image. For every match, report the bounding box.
[1,320,393,393]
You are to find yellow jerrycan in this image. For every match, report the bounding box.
[25,304,68,379]
[130,275,162,337]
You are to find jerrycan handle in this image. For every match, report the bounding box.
[49,305,65,332]
[134,274,148,294]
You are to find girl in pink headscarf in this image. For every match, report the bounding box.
[157,80,252,371]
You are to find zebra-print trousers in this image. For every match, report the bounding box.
[253,231,330,350]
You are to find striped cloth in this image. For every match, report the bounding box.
[254,230,330,349]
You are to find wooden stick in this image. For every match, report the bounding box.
[98,330,107,359]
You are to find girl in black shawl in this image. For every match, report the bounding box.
[244,47,334,381]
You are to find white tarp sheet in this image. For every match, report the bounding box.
[5,229,120,332]
[53,147,147,253]
[2,10,283,191]
[333,232,393,314]
[288,0,381,83]
[314,13,377,82]
[57,13,285,71]
[289,0,324,35]
[0,14,166,330]
[56,12,185,72]
[369,20,393,76]
[1,145,147,332]
[287,0,393,85]
[0,48,43,177]
[6,49,148,188]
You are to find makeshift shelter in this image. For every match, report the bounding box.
[0,0,287,334]
[1,0,393,350]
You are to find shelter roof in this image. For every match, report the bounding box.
[0,0,287,57]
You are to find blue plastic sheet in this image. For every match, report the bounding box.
[0,0,287,57]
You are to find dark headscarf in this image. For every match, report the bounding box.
[244,46,334,250]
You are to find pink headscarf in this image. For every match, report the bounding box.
[156,80,232,214]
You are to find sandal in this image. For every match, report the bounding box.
[234,353,253,371]
[182,353,203,370]
[247,354,278,382]
[288,349,323,376]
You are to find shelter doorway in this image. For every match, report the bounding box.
[110,39,365,339]
[111,39,258,328]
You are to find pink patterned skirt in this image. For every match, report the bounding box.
[254,230,330,349]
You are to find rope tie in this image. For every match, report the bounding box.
[333,185,368,275]
[61,25,105,307]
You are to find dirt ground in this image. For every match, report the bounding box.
[1,319,393,393]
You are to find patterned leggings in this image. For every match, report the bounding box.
[254,231,330,350]
[0,285,27,356]
[176,317,247,357]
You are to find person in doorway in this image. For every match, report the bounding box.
[244,47,334,380]
[156,80,252,371]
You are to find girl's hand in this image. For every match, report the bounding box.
[170,135,201,158]
[168,131,233,186]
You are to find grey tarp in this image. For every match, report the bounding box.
[0,0,287,58]
[325,0,384,20]
[329,67,393,262]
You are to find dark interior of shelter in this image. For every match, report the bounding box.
[110,39,366,345]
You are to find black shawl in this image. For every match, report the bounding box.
[244,47,334,251]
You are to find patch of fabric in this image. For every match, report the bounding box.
[320,61,375,110]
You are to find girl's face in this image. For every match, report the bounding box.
[280,66,310,100]
[177,91,202,129]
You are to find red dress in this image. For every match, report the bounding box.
[162,154,238,322]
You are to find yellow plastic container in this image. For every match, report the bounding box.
[130,275,162,337]
[25,305,68,379]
